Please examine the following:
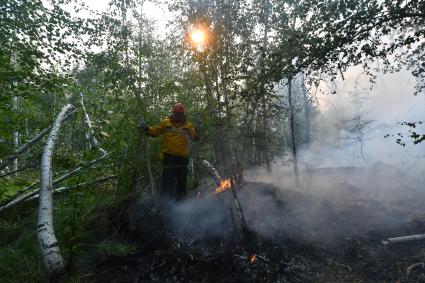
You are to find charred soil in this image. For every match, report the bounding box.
[78,182,425,283]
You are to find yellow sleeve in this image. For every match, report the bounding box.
[147,120,167,137]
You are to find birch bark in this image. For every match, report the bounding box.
[37,104,73,277]
[80,92,106,154]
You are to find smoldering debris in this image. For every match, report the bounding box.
[112,179,425,283]
[135,173,424,249]
[122,138,425,282]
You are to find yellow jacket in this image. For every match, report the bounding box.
[146,118,199,158]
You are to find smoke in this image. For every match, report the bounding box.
[312,67,425,175]
[160,195,236,241]
[240,67,425,244]
[152,68,424,250]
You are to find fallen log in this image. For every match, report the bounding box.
[0,127,51,171]
[38,103,73,278]
[26,175,117,201]
[382,233,425,245]
[12,168,71,197]
[50,152,110,185]
[0,153,110,213]
[407,262,425,276]
[0,111,75,172]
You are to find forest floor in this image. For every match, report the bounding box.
[74,181,425,283]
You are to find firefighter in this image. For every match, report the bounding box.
[141,103,200,201]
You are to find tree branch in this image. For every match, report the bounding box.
[0,110,75,171]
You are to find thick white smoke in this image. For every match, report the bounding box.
[312,67,425,175]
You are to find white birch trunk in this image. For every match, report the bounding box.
[383,234,425,245]
[0,126,51,171]
[80,93,106,155]
[37,104,73,277]
[201,160,221,185]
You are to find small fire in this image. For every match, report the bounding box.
[214,179,232,194]
[248,255,257,263]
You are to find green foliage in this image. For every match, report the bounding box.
[0,0,424,280]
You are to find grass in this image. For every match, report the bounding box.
[0,204,45,282]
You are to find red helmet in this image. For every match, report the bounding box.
[172,103,185,113]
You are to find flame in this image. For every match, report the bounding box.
[214,179,232,194]
[248,255,256,263]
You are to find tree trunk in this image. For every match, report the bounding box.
[288,79,300,187]
[37,103,73,278]
[212,66,227,175]
[132,15,156,196]
[141,125,156,196]
[223,88,235,175]
[260,0,271,172]
[80,93,106,154]
[251,107,258,166]
[301,72,311,145]
[13,96,19,172]
[0,126,50,171]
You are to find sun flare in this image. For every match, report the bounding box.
[190,29,205,45]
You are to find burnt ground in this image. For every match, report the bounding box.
[79,182,425,283]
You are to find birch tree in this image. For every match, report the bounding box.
[37,104,74,277]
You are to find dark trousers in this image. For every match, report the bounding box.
[162,154,189,201]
